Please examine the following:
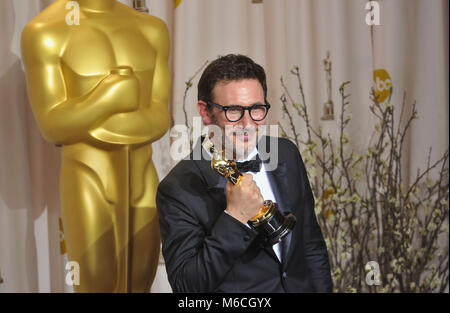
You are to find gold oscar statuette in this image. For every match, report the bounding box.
[21,0,171,292]
[204,141,296,245]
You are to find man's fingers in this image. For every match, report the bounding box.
[241,173,253,184]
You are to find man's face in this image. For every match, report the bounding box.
[199,79,267,160]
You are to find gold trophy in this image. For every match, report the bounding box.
[204,141,296,245]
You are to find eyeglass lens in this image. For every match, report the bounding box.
[226,105,267,122]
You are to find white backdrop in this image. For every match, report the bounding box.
[0,0,448,292]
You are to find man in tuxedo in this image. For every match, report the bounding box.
[156,54,332,292]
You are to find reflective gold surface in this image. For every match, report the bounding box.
[248,201,272,223]
[21,0,170,292]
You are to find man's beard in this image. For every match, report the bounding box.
[208,113,259,160]
[223,125,258,160]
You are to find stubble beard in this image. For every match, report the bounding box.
[208,113,258,161]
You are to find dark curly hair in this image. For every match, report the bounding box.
[197,54,267,103]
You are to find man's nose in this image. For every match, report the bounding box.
[239,110,255,128]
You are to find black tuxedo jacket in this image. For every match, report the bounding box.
[156,136,332,292]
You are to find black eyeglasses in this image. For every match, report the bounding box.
[206,101,270,122]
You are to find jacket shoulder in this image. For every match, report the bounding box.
[277,136,300,152]
[264,136,301,158]
[158,159,205,193]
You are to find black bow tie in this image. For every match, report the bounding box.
[236,155,262,173]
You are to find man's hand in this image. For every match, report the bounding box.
[225,174,264,224]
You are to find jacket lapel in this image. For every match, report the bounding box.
[265,161,290,214]
[261,135,298,267]
[264,160,293,265]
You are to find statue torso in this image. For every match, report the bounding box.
[35,2,166,145]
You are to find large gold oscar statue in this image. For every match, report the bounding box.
[21,0,170,292]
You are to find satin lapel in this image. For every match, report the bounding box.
[265,161,290,214]
[207,175,228,207]
[194,158,227,202]
[265,160,294,265]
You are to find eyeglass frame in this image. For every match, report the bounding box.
[206,100,271,122]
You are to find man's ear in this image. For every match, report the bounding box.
[197,100,214,125]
